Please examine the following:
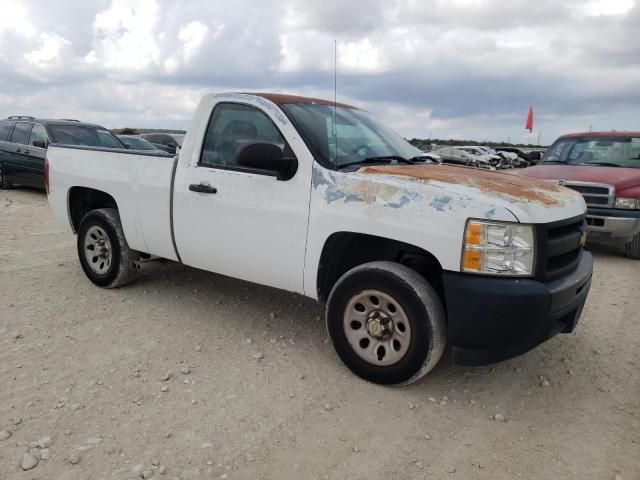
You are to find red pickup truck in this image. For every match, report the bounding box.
[520,132,640,258]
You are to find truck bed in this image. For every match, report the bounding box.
[47,145,179,261]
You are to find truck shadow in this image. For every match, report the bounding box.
[129,259,600,394]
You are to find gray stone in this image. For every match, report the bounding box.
[38,436,52,448]
[0,430,11,441]
[253,352,264,360]
[40,449,50,460]
[85,437,102,445]
[68,452,81,465]
[21,452,38,471]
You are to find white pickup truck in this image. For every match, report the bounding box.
[47,92,593,385]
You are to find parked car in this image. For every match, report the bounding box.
[414,152,442,163]
[434,146,494,168]
[47,92,592,385]
[140,132,185,155]
[519,132,640,258]
[475,146,531,169]
[117,135,168,154]
[0,116,124,190]
[495,146,545,166]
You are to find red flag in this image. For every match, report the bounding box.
[525,106,533,133]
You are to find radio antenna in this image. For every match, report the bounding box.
[333,39,338,165]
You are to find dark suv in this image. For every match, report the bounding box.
[140,132,185,155]
[0,116,124,190]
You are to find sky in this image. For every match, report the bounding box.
[0,0,638,144]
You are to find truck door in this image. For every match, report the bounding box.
[173,101,313,294]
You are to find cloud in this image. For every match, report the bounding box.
[88,0,162,71]
[0,0,638,142]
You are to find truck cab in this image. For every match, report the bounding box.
[519,132,640,258]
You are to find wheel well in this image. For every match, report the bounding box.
[317,232,445,303]
[68,187,118,233]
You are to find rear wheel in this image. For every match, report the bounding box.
[77,208,139,288]
[625,233,640,259]
[326,261,446,385]
[0,164,12,189]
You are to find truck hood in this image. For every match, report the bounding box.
[314,164,586,224]
[519,165,640,193]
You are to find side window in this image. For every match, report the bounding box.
[29,124,49,147]
[0,121,15,141]
[143,134,158,143]
[10,122,33,145]
[200,103,287,168]
[160,135,175,145]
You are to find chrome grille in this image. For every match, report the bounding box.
[558,181,615,208]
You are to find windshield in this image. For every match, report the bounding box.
[543,137,640,168]
[280,104,423,168]
[49,125,124,148]
[119,136,157,150]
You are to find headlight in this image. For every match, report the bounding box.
[614,197,639,210]
[462,220,535,276]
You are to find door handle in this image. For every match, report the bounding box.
[23,149,29,155]
[189,184,217,194]
[16,148,22,153]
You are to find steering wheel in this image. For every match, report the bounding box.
[349,144,374,157]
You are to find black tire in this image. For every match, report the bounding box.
[625,233,640,259]
[77,208,139,288]
[0,163,12,189]
[326,261,446,385]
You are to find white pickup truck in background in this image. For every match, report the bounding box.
[46,92,593,385]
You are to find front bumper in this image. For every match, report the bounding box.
[443,251,593,366]
[585,207,640,245]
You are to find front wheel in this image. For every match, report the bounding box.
[77,208,139,288]
[326,261,447,385]
[625,232,640,259]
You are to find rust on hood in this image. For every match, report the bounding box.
[359,164,570,206]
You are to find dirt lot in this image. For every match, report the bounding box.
[1,188,638,480]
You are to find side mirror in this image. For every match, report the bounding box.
[235,142,298,181]
[33,140,48,149]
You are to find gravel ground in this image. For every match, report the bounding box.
[1,188,639,480]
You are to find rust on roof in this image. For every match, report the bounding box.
[247,92,356,109]
[359,164,570,206]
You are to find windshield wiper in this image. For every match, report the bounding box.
[543,160,568,164]
[579,162,620,167]
[337,156,414,170]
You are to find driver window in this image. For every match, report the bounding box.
[200,103,287,168]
